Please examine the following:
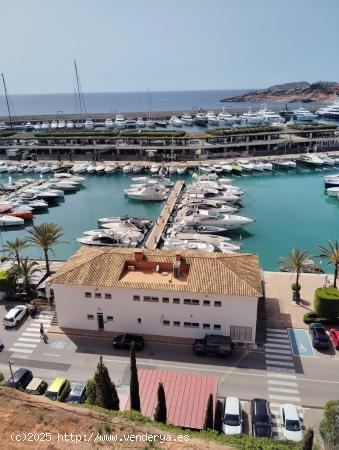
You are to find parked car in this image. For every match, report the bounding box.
[329,328,339,349]
[112,334,144,350]
[45,377,70,402]
[309,323,331,350]
[25,378,48,395]
[65,382,86,404]
[6,368,33,389]
[222,396,242,435]
[193,334,233,357]
[280,404,304,442]
[0,337,4,350]
[3,305,27,328]
[250,398,273,437]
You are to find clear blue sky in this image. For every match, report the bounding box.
[1,0,338,94]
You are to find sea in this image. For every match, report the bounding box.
[0,89,294,116]
[0,167,338,272]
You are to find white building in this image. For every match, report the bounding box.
[49,247,262,344]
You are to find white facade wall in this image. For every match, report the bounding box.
[52,284,258,343]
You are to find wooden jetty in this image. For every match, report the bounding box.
[144,180,184,250]
[0,178,45,202]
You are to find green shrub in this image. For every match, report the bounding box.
[319,400,339,449]
[291,283,301,291]
[0,373,4,383]
[314,287,339,319]
[303,312,318,324]
[0,256,8,263]
[0,271,15,294]
[85,379,96,405]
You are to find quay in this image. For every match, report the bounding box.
[0,178,45,202]
[144,180,184,250]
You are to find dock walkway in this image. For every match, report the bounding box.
[0,179,45,202]
[144,180,184,250]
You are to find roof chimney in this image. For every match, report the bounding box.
[135,251,144,262]
[175,253,182,262]
[173,260,181,278]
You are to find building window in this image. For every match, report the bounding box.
[192,299,200,305]
[144,296,159,302]
[192,322,199,328]
[214,301,222,307]
[85,292,92,298]
[213,324,221,330]
[203,323,210,329]
[107,316,113,321]
[162,297,169,303]
[183,298,191,305]
[137,318,142,324]
[105,293,112,299]
[163,320,170,326]
[203,300,210,306]
[230,325,252,342]
[94,293,102,299]
[87,314,94,320]
[133,295,140,301]
[152,296,159,302]
[184,322,191,328]
[173,321,180,327]
[173,298,180,304]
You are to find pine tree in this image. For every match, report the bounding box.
[154,383,167,423]
[94,356,120,410]
[203,393,214,430]
[130,342,141,411]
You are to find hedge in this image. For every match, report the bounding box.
[314,287,339,319]
[303,311,339,326]
[0,270,13,293]
[206,126,282,136]
[288,124,337,131]
[34,131,119,138]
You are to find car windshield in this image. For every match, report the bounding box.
[224,414,241,426]
[254,415,270,426]
[45,391,57,401]
[67,394,80,403]
[286,419,301,432]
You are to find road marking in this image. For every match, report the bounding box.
[43,353,61,357]
[268,387,299,394]
[268,380,298,387]
[264,354,293,361]
[266,337,290,344]
[10,354,29,359]
[288,328,315,358]
[22,332,41,337]
[266,360,295,367]
[267,372,297,379]
[269,394,301,402]
[17,337,40,343]
[265,348,292,355]
[28,323,50,328]
[267,367,296,373]
[267,328,287,333]
[9,347,33,353]
[13,342,36,348]
[267,332,288,338]
[265,343,291,349]
[270,402,303,410]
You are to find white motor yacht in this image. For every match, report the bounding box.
[105,164,118,174]
[170,221,228,236]
[194,112,208,126]
[66,120,75,129]
[239,110,262,125]
[150,164,160,174]
[0,164,8,173]
[293,107,317,122]
[317,154,335,166]
[217,110,237,125]
[58,120,66,129]
[181,113,194,125]
[324,175,339,187]
[114,114,126,129]
[84,118,94,129]
[77,234,138,248]
[220,164,233,173]
[124,184,167,201]
[169,116,183,127]
[170,232,242,253]
[176,166,187,175]
[145,119,155,128]
[34,123,41,131]
[105,118,114,129]
[199,165,212,174]
[252,161,264,172]
[258,106,284,124]
[41,121,50,130]
[179,210,253,230]
[168,166,177,175]
[316,98,339,120]
[132,165,143,174]
[131,176,173,187]
[95,164,106,174]
[163,238,215,252]
[206,111,218,125]
[262,161,273,171]
[238,160,254,172]
[299,154,324,167]
[326,187,339,197]
[83,228,144,243]
[122,164,133,174]
[50,120,58,129]
[87,164,96,174]
[25,121,34,131]
[0,215,25,226]
[125,118,137,129]
[136,117,146,128]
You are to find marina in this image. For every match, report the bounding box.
[0,161,338,271]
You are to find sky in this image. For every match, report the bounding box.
[1,0,339,94]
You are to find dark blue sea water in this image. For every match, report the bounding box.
[0,89,292,116]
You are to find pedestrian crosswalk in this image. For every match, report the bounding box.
[9,311,53,358]
[265,328,304,437]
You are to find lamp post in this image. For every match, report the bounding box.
[8,359,14,382]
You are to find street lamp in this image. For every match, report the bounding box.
[8,359,14,382]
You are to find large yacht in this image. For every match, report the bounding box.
[217,110,237,125]
[206,111,218,125]
[84,118,94,129]
[258,106,284,124]
[181,113,194,125]
[124,184,167,201]
[239,110,262,125]
[105,118,114,129]
[136,117,145,128]
[0,121,7,130]
[316,98,339,120]
[194,112,208,126]
[114,114,126,129]
[298,154,324,167]
[293,107,317,122]
[169,116,183,127]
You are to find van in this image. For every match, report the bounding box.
[222,397,242,435]
[45,377,70,402]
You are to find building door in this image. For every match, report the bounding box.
[97,313,104,331]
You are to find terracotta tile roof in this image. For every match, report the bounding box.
[49,247,262,297]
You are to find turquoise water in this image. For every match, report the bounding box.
[1,168,338,271]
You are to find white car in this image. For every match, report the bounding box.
[280,404,304,442]
[3,305,28,328]
[222,396,242,435]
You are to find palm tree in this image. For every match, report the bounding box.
[3,238,30,266]
[317,240,339,288]
[278,249,310,302]
[11,258,40,298]
[27,223,65,275]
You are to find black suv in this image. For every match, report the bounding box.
[309,323,330,349]
[251,399,273,437]
[112,334,144,350]
[6,368,33,389]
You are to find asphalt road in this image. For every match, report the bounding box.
[0,304,338,429]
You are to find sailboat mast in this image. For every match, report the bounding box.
[1,73,12,128]
[74,60,84,120]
